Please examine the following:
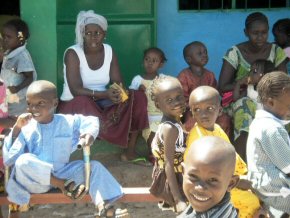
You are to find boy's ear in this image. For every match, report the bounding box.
[54,98,59,108]
[227,175,240,192]
[218,105,222,116]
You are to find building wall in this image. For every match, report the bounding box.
[157,0,290,79]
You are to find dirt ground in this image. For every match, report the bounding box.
[1,153,177,218]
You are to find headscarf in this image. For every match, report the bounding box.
[75,10,108,47]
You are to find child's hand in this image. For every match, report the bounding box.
[14,113,33,129]
[8,86,19,94]
[237,77,248,86]
[79,134,94,147]
[253,207,270,218]
[138,84,146,92]
[236,178,252,190]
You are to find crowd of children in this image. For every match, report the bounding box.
[0,11,289,218]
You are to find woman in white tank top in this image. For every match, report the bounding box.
[58,10,149,163]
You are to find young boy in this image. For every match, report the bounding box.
[179,136,239,217]
[184,86,265,218]
[3,80,128,217]
[177,41,230,135]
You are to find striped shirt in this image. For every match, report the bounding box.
[177,192,238,218]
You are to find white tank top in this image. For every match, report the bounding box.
[60,44,112,101]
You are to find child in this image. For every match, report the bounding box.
[247,71,290,217]
[233,59,275,109]
[179,136,239,218]
[129,47,166,164]
[185,86,266,218]
[149,76,187,213]
[177,41,230,136]
[272,18,290,74]
[0,18,36,121]
[177,41,216,131]
[2,80,128,217]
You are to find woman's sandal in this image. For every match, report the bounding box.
[97,204,130,218]
[63,179,87,200]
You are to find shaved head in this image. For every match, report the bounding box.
[189,86,220,108]
[185,136,236,175]
[27,80,57,99]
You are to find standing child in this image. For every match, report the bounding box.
[149,76,188,213]
[185,86,267,218]
[272,18,290,74]
[129,47,166,164]
[179,136,239,218]
[3,80,128,217]
[177,41,230,135]
[247,71,290,217]
[0,18,36,121]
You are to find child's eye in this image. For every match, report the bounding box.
[207,178,218,184]
[188,174,199,181]
[193,108,200,113]
[207,106,215,111]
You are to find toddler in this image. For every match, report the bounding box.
[149,76,187,213]
[185,86,266,218]
[272,18,290,74]
[129,47,166,164]
[1,19,36,117]
[3,80,128,217]
[247,71,290,217]
[179,136,239,218]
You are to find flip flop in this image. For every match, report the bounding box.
[120,154,152,167]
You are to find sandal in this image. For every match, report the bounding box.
[120,154,152,167]
[63,179,87,200]
[97,204,130,218]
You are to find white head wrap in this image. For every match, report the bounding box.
[75,10,108,47]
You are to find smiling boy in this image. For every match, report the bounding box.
[178,136,239,218]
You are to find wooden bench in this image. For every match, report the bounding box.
[0,187,160,205]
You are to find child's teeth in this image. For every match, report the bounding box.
[193,194,209,201]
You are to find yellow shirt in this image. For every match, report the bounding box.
[185,123,260,217]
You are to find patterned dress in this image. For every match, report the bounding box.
[151,121,186,205]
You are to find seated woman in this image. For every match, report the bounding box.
[58,10,149,162]
[218,12,287,161]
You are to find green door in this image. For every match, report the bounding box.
[21,0,156,94]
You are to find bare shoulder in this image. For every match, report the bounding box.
[162,122,179,135]
[64,48,79,62]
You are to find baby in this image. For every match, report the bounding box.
[179,136,239,218]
